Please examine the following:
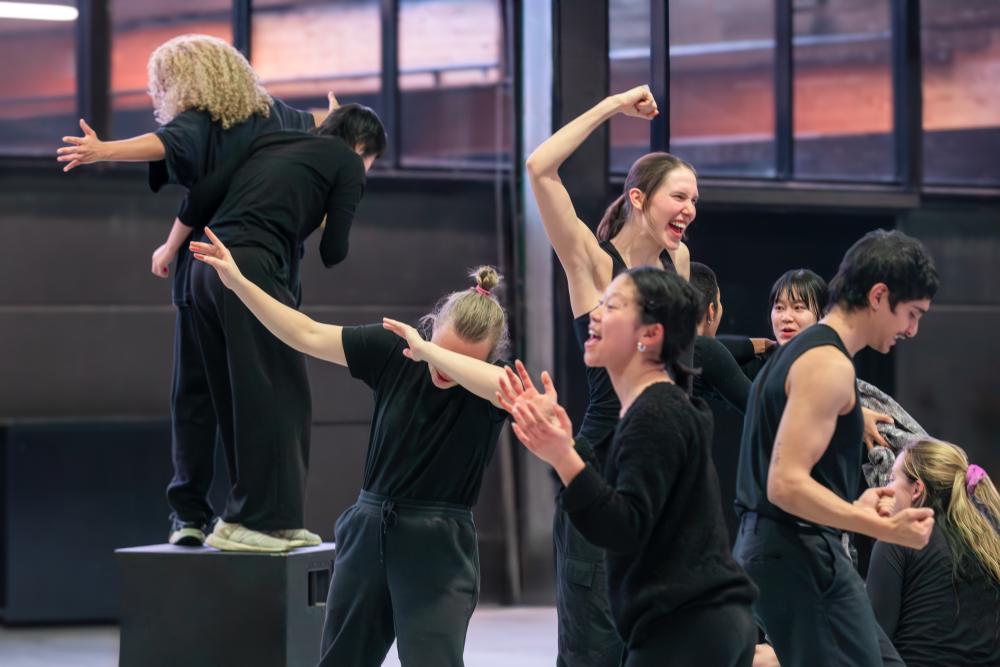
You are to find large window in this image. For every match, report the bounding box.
[793,0,894,181]
[609,0,651,173]
[669,0,776,177]
[398,0,510,167]
[110,0,232,138]
[0,10,76,155]
[922,0,1000,186]
[252,0,382,121]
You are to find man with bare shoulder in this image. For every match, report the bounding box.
[732,229,940,666]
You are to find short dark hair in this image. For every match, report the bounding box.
[769,268,829,321]
[688,262,719,323]
[313,103,387,158]
[828,229,939,311]
[627,266,700,388]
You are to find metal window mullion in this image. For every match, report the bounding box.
[233,0,251,57]
[381,0,401,168]
[76,0,110,137]
[891,0,922,189]
[775,0,793,179]
[650,0,669,152]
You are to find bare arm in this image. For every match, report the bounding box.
[767,348,934,548]
[672,241,691,281]
[58,119,165,171]
[190,229,346,366]
[150,218,196,278]
[382,318,508,408]
[525,86,658,317]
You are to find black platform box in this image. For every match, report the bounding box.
[116,543,335,667]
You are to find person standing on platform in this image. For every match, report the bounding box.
[191,228,511,667]
[732,229,940,667]
[56,33,337,548]
[502,267,758,667]
[525,83,697,666]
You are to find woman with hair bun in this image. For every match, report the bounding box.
[193,228,512,666]
[500,267,757,666]
[526,84,698,665]
[868,438,1000,666]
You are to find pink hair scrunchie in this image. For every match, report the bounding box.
[472,285,492,297]
[966,464,988,496]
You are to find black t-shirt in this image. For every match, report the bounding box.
[735,324,864,528]
[693,336,751,414]
[184,132,365,290]
[867,524,1000,667]
[572,240,676,466]
[149,100,315,305]
[341,324,508,507]
[561,382,757,646]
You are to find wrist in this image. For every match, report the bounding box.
[552,446,585,486]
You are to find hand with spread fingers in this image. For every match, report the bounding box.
[382,317,429,362]
[57,119,106,172]
[862,407,895,451]
[502,362,577,469]
[189,228,244,290]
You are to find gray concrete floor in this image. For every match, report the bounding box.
[0,606,557,667]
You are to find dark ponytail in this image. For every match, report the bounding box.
[627,266,700,387]
[596,152,696,242]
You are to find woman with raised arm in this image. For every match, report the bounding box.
[525,84,698,664]
[868,438,1000,666]
[500,267,757,666]
[192,229,511,667]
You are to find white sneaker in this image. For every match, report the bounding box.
[204,520,292,553]
[265,528,322,548]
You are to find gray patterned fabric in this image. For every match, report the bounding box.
[858,380,929,488]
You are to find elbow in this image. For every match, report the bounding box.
[766,472,796,512]
[321,247,348,268]
[525,151,548,179]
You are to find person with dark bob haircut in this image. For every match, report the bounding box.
[733,229,939,667]
[501,267,757,666]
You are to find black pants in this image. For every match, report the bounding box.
[623,605,756,667]
[165,304,218,526]
[189,246,311,530]
[732,513,904,667]
[318,491,480,667]
[553,506,624,667]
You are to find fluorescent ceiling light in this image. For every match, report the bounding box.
[0,2,78,21]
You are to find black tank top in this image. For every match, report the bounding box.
[572,241,675,457]
[734,324,864,528]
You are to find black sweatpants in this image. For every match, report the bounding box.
[165,303,218,526]
[318,490,480,667]
[189,245,311,530]
[732,512,904,667]
[623,604,756,667]
[553,505,624,667]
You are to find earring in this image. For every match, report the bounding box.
[637,342,647,353]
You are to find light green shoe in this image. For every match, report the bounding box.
[265,528,322,548]
[204,520,292,553]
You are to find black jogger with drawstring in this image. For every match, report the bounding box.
[318,491,480,667]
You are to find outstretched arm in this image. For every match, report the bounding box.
[767,347,934,548]
[190,229,347,366]
[525,86,658,317]
[381,318,508,407]
[58,119,165,171]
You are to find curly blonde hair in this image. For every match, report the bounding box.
[147,34,272,129]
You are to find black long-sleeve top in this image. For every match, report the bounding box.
[560,382,757,646]
[867,524,1000,667]
[693,336,751,413]
[183,131,365,279]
